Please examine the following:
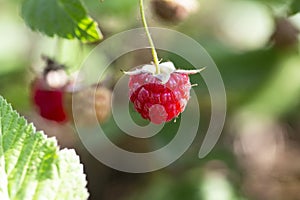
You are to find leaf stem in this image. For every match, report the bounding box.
[139,0,160,74]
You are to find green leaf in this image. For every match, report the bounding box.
[21,0,103,43]
[290,0,300,15]
[0,96,89,200]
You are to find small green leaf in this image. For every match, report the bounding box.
[0,96,89,200]
[21,0,103,43]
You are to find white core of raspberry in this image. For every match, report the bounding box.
[46,69,68,88]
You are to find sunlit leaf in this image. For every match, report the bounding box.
[0,96,89,200]
[21,0,103,43]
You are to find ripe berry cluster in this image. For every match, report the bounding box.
[31,57,111,124]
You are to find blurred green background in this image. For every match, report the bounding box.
[1,0,300,199]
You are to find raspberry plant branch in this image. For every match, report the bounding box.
[139,0,161,74]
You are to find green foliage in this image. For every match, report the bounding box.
[21,0,103,43]
[242,54,300,118]
[0,96,89,200]
[86,0,137,17]
[290,0,300,15]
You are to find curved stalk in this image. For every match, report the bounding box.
[139,0,160,74]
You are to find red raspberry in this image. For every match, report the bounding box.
[31,56,69,123]
[32,78,68,123]
[129,72,191,124]
[126,61,204,124]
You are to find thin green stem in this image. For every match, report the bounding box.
[139,0,160,74]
